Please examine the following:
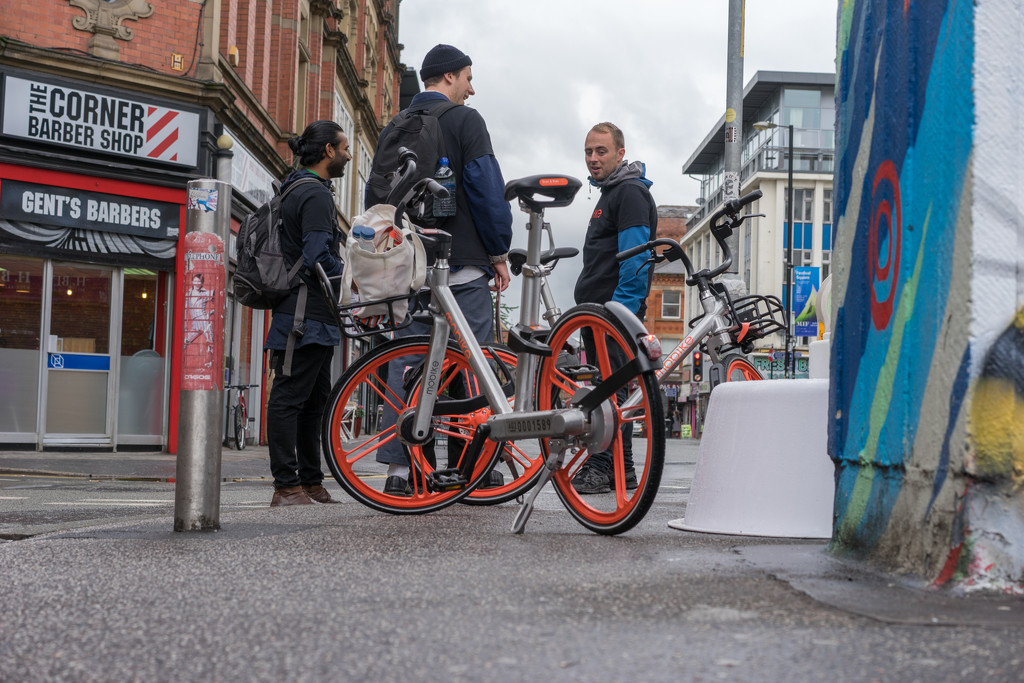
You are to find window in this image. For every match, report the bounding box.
[661,290,681,319]
[333,92,356,218]
[0,255,44,433]
[296,10,310,131]
[822,189,833,280]
[357,141,373,215]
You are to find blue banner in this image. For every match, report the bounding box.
[792,266,820,338]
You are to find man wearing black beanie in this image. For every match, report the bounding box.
[367,44,514,494]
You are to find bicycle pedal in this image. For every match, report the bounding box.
[560,364,601,382]
[427,468,469,492]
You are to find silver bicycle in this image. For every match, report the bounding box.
[318,150,666,535]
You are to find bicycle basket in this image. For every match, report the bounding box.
[337,292,421,339]
[689,288,786,353]
[315,262,421,339]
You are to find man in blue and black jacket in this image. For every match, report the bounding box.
[572,121,658,494]
[368,44,514,495]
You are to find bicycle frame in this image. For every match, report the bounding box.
[407,234,595,450]
[522,249,739,415]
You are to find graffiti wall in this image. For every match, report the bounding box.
[831,0,1023,591]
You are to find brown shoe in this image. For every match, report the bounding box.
[270,485,313,507]
[302,484,341,504]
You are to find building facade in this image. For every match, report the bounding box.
[640,205,693,435]
[0,0,402,451]
[679,71,835,411]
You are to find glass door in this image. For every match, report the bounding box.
[116,269,168,444]
[44,262,116,443]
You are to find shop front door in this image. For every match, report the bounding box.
[43,262,115,445]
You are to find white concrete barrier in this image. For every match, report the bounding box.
[670,379,834,538]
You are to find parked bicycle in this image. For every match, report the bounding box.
[317,149,665,535]
[226,383,259,450]
[448,189,783,499]
[615,189,785,400]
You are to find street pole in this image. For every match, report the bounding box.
[784,123,794,379]
[723,0,745,262]
[174,178,231,532]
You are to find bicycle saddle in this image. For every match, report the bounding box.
[508,247,580,276]
[503,174,582,212]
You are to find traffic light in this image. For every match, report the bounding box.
[692,351,703,382]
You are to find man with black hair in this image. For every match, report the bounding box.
[368,44,513,495]
[571,121,658,495]
[265,120,350,506]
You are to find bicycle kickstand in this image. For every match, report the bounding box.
[510,438,568,534]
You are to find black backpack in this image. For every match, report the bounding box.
[233,176,320,310]
[364,99,457,226]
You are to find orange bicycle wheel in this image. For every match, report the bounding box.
[410,346,546,506]
[535,304,664,535]
[721,353,763,383]
[321,337,506,514]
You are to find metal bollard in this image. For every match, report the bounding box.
[174,179,231,532]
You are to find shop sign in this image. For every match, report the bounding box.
[2,75,199,167]
[0,179,179,239]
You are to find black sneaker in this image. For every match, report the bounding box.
[479,470,504,489]
[383,475,412,496]
[571,465,611,494]
[608,467,638,491]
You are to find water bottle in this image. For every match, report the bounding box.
[353,225,375,252]
[432,157,456,217]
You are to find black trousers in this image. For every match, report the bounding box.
[266,343,334,489]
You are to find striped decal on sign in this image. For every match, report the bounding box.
[144,106,181,162]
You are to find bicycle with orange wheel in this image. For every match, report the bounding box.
[317,149,665,535]
[616,189,786,416]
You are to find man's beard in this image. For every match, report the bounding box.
[328,157,348,179]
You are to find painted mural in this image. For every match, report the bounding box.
[832,0,1023,591]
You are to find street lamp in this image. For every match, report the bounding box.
[753,120,794,379]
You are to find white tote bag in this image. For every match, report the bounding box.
[340,204,426,320]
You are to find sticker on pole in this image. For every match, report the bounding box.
[181,232,225,391]
[187,188,218,212]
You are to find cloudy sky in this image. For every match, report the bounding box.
[396,1,839,308]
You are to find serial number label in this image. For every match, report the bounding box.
[507,417,552,434]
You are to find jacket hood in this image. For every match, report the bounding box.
[589,160,653,190]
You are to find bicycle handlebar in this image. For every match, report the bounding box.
[387,148,452,236]
[614,189,764,288]
[715,189,763,223]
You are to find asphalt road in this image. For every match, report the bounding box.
[2,441,1021,682]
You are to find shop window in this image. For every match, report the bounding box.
[0,255,44,434]
[51,263,111,354]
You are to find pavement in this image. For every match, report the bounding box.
[2,439,1022,682]
[0,442,273,482]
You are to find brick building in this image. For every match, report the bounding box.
[641,205,697,434]
[0,0,402,451]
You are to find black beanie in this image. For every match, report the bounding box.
[419,44,472,81]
